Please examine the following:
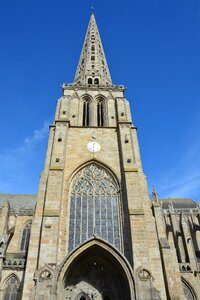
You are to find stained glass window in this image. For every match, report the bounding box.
[68,164,121,252]
[20,221,32,252]
[3,276,20,300]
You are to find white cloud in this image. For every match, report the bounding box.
[0,121,49,193]
[18,121,49,153]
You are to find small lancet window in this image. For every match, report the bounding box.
[3,276,20,300]
[20,221,32,252]
[91,45,95,51]
[97,99,105,127]
[83,98,90,126]
[91,56,95,61]
[88,78,93,84]
[94,78,99,85]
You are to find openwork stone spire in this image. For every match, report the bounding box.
[74,13,112,86]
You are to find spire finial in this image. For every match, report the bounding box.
[91,5,94,13]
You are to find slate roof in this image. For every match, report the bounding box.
[160,198,198,210]
[0,194,37,214]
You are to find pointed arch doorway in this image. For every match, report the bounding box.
[62,242,133,300]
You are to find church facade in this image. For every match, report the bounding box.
[0,13,200,300]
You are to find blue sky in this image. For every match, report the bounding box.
[0,0,199,200]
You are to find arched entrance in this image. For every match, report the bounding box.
[59,240,134,300]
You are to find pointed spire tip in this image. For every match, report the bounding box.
[74,10,112,86]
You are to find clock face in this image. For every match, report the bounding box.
[87,141,101,153]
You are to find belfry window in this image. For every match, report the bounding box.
[94,78,99,85]
[88,78,93,84]
[97,98,105,126]
[83,97,90,126]
[68,164,121,252]
[3,276,20,300]
[20,221,32,252]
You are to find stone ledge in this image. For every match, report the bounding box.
[118,121,132,124]
[49,166,63,171]
[129,208,144,215]
[124,168,138,172]
[55,118,69,123]
[43,209,60,217]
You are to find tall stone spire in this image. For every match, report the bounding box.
[74,12,112,86]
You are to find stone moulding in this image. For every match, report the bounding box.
[3,255,26,270]
[43,209,60,217]
[49,166,64,171]
[10,208,34,216]
[124,168,138,172]
[129,208,144,215]
[61,83,125,91]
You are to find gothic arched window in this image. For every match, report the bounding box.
[68,164,121,252]
[97,98,105,126]
[20,221,32,252]
[3,276,20,300]
[82,97,90,126]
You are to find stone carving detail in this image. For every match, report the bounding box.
[137,267,161,300]
[3,258,26,269]
[32,264,56,300]
[10,208,34,216]
[0,233,10,257]
[139,269,151,280]
[62,83,124,91]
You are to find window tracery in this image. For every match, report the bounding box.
[3,276,20,300]
[20,221,32,252]
[68,164,121,252]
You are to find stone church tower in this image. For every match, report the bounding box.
[0,12,200,300]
